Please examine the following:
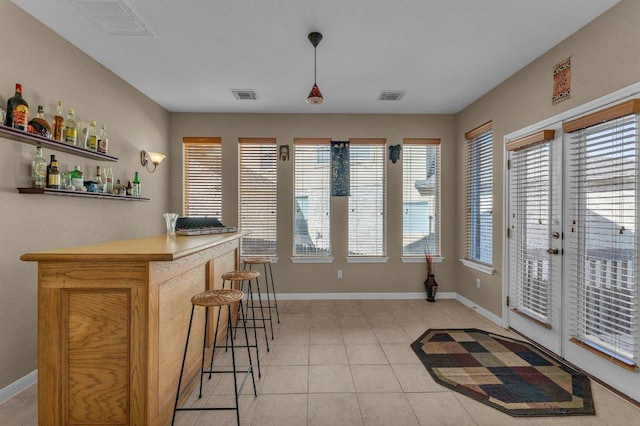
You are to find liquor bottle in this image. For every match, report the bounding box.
[31,147,47,189]
[132,171,141,197]
[28,105,52,138]
[78,120,89,149]
[88,121,99,151]
[95,166,104,192]
[5,83,29,131]
[64,109,77,145]
[70,165,84,189]
[97,124,108,154]
[52,101,64,142]
[104,167,113,193]
[47,155,60,189]
[126,180,132,196]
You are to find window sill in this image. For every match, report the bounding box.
[401,256,445,263]
[459,259,494,275]
[241,257,279,264]
[346,256,390,264]
[290,256,334,264]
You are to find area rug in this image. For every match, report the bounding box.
[411,328,595,417]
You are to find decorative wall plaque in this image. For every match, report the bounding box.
[553,57,571,105]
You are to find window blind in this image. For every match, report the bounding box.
[402,139,441,256]
[465,123,493,265]
[182,137,222,218]
[293,139,331,256]
[509,141,551,322]
[348,139,386,256]
[567,113,639,365]
[239,138,277,257]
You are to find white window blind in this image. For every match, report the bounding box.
[465,123,493,265]
[294,139,331,256]
[239,138,277,257]
[402,139,440,256]
[182,137,222,218]
[509,141,551,322]
[566,113,639,365]
[348,139,386,257]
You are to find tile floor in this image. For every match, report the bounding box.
[1,299,640,425]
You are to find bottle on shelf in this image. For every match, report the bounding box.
[52,101,64,142]
[5,83,29,131]
[70,165,84,189]
[104,166,113,193]
[97,124,108,154]
[78,120,89,149]
[126,180,132,196]
[28,105,52,138]
[88,121,99,151]
[64,108,77,145]
[31,146,47,189]
[95,166,104,192]
[132,171,141,197]
[47,155,60,189]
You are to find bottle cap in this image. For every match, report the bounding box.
[38,105,44,113]
[90,120,96,126]
[15,83,22,92]
[68,109,75,114]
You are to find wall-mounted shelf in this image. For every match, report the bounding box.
[0,124,118,162]
[17,187,149,201]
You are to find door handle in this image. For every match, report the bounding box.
[551,231,560,239]
[547,248,559,255]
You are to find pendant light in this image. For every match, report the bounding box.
[306,32,324,105]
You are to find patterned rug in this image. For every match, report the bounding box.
[411,328,595,417]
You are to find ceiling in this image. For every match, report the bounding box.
[12,0,620,114]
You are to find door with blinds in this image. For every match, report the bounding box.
[507,127,563,355]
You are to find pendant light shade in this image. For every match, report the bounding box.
[306,32,324,105]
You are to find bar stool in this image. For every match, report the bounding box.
[243,257,280,325]
[172,288,256,426]
[221,270,271,353]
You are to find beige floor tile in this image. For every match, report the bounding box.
[0,385,38,426]
[193,394,258,426]
[452,392,534,426]
[373,327,412,343]
[267,343,309,365]
[309,328,344,344]
[309,313,340,328]
[407,392,476,426]
[358,392,420,426]
[339,315,370,328]
[380,343,421,364]
[250,393,307,426]
[342,327,379,344]
[260,365,308,394]
[309,344,349,365]
[308,393,363,426]
[346,343,389,365]
[308,365,356,393]
[391,364,447,393]
[351,365,403,393]
[273,327,310,344]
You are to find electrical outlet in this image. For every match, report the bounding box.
[337,270,343,279]
[476,278,482,288]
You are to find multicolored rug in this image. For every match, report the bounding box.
[411,328,595,417]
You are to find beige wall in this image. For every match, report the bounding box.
[169,113,457,295]
[0,3,170,388]
[454,0,640,315]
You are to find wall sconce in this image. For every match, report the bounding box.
[140,150,166,173]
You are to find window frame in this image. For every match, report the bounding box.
[182,137,222,219]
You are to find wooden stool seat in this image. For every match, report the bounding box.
[243,257,271,265]
[191,289,243,307]
[222,270,260,281]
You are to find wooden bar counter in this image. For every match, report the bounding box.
[21,232,244,425]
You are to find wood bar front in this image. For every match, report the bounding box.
[21,232,244,425]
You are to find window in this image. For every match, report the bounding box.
[293,139,331,257]
[239,138,277,256]
[348,139,386,257]
[564,105,640,366]
[403,139,440,256]
[464,122,493,266]
[182,137,222,218]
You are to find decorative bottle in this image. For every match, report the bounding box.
[132,171,141,197]
[28,105,52,138]
[52,101,64,142]
[5,83,29,131]
[47,155,60,189]
[97,124,108,153]
[31,147,47,189]
[64,109,77,145]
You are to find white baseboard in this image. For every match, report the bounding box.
[0,369,36,405]
[454,293,503,326]
[279,292,431,300]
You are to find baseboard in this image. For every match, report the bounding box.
[0,369,37,405]
[277,292,455,300]
[454,293,503,326]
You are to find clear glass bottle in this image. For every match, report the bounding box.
[104,167,113,193]
[97,124,108,154]
[52,101,64,142]
[95,166,104,192]
[132,171,141,197]
[31,146,47,189]
[64,109,77,145]
[88,121,99,151]
[70,165,84,189]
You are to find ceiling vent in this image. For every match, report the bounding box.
[232,90,258,100]
[378,91,406,101]
[70,1,153,36]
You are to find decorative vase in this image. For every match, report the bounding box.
[424,274,438,303]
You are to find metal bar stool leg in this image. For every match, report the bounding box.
[172,305,195,426]
[266,262,280,324]
[237,298,258,394]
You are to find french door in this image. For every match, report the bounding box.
[506,125,563,355]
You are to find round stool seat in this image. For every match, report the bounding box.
[222,270,260,281]
[243,257,271,265]
[191,289,244,307]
